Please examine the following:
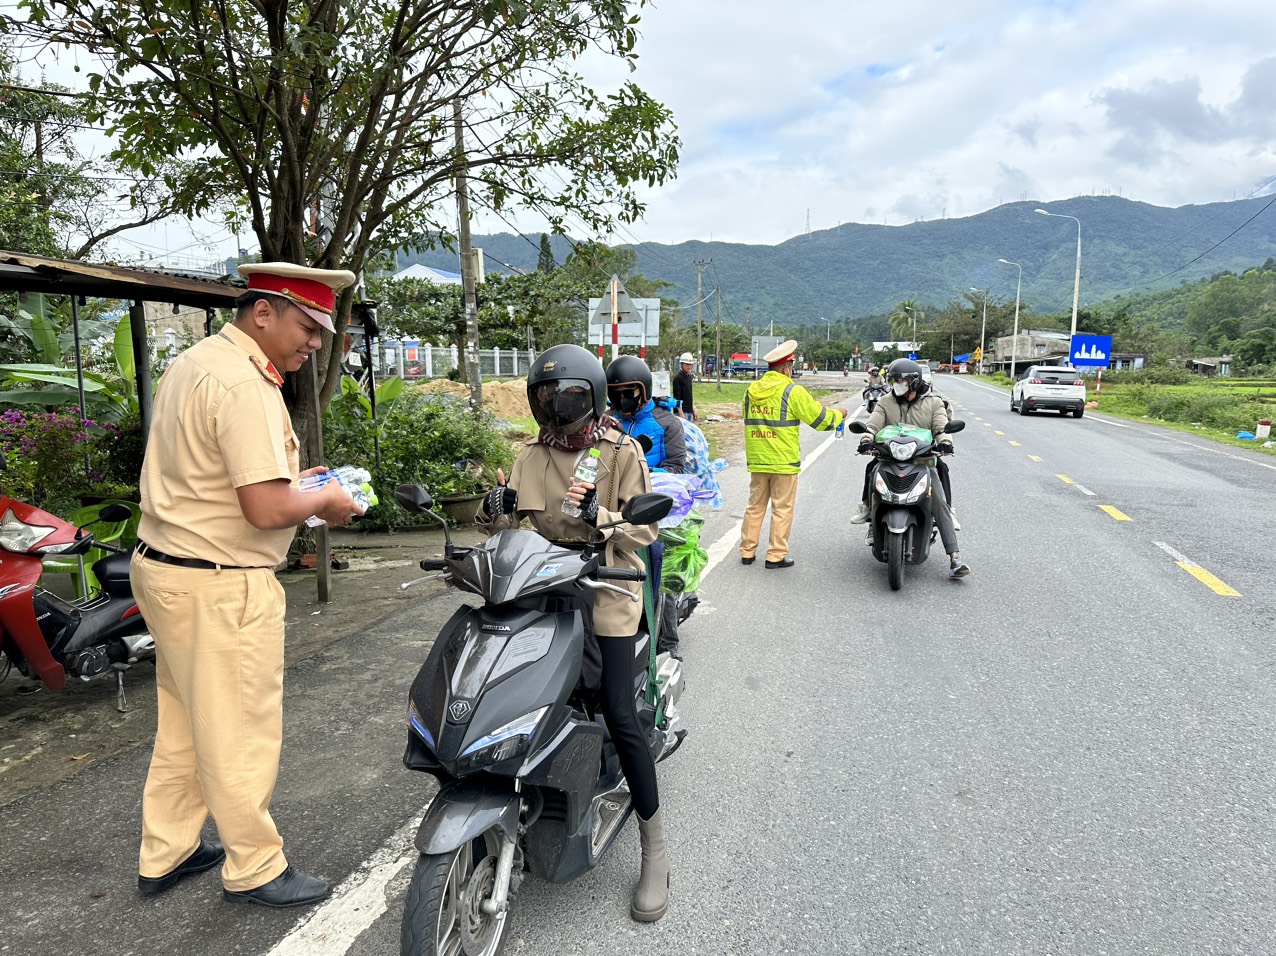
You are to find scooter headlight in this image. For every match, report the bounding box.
[874,470,928,504]
[456,706,548,775]
[889,440,918,461]
[407,699,435,751]
[0,508,60,553]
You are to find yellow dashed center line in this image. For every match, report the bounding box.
[1099,505,1132,521]
[1176,563,1242,596]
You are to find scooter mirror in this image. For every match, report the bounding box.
[98,504,134,523]
[621,492,673,526]
[395,484,434,513]
[943,420,966,434]
[847,421,868,434]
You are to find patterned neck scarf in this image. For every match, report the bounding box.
[538,414,620,452]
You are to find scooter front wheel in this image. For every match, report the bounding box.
[887,530,907,591]
[401,829,510,956]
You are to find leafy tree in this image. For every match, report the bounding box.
[8,0,680,461]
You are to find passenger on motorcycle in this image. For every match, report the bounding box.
[919,364,958,529]
[477,344,673,921]
[851,358,969,578]
[606,355,686,661]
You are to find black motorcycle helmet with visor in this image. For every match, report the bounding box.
[604,355,653,416]
[526,344,608,433]
[886,358,927,396]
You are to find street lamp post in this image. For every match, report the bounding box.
[969,287,987,375]
[1035,208,1081,337]
[998,258,1022,380]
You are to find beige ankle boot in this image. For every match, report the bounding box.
[631,808,670,922]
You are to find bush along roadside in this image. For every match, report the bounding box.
[324,380,515,530]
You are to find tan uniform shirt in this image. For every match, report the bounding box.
[479,427,656,635]
[137,323,300,567]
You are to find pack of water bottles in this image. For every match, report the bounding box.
[680,419,727,508]
[299,465,378,527]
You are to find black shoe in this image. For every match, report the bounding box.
[223,865,331,909]
[740,556,755,565]
[138,840,225,896]
[765,557,795,569]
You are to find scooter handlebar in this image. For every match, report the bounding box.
[594,566,645,582]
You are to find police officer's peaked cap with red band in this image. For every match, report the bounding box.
[764,339,799,366]
[237,262,357,334]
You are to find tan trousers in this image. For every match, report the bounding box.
[130,555,288,891]
[740,472,800,562]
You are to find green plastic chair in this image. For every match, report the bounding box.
[40,500,141,599]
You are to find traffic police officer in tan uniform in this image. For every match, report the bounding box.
[131,262,362,908]
[740,339,848,568]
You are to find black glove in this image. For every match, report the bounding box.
[484,484,518,518]
[578,487,599,525]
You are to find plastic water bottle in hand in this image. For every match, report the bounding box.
[562,449,602,517]
[301,465,378,527]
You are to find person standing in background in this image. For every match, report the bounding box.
[132,262,363,909]
[673,352,696,421]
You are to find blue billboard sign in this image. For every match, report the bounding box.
[1070,334,1112,368]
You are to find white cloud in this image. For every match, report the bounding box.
[553,0,1276,245]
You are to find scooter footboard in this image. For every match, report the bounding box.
[415,778,520,855]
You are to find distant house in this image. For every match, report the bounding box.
[393,263,464,285]
[1186,355,1232,377]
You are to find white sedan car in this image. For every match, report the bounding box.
[1010,365,1087,418]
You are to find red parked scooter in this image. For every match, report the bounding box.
[0,450,154,711]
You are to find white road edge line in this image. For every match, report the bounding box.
[268,811,425,955]
[272,430,841,952]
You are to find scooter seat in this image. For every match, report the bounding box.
[92,550,135,600]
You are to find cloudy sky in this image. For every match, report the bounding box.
[471,0,1276,248]
[17,0,1276,263]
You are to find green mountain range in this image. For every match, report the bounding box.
[401,194,1276,324]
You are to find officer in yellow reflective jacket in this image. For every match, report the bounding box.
[740,339,848,569]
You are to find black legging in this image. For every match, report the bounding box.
[597,633,659,820]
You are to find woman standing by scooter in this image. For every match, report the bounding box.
[477,343,671,922]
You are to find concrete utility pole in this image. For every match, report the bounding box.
[693,259,708,373]
[715,285,723,391]
[453,100,482,408]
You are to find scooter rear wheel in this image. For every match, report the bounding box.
[401,829,510,956]
[887,530,907,591]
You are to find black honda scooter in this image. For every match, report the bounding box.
[848,419,964,591]
[393,485,685,956]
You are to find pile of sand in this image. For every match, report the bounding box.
[414,377,531,421]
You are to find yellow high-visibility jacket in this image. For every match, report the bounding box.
[743,371,844,474]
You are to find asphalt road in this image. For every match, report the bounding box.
[4,374,1275,955]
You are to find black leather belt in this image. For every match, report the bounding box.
[137,541,259,571]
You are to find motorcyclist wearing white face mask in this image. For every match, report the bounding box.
[849,358,968,577]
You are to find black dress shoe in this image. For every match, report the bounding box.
[765,557,795,569]
[138,840,225,896]
[224,865,331,909]
[740,556,756,565]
